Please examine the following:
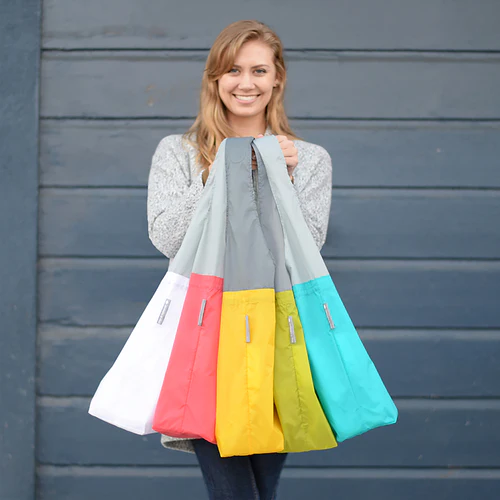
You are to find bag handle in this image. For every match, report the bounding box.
[252,136,329,284]
[251,140,292,293]
[222,137,275,292]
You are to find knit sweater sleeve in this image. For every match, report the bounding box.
[147,135,332,258]
[147,135,204,259]
[294,145,333,251]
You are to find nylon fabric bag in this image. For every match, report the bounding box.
[152,140,227,443]
[255,136,398,442]
[88,139,223,435]
[253,144,337,452]
[215,138,284,457]
[88,271,188,435]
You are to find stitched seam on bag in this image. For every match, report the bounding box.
[308,277,362,412]
[190,145,218,275]
[254,141,295,279]
[252,142,278,270]
[320,296,361,412]
[179,297,206,434]
[292,278,326,298]
[327,332,361,411]
[176,144,221,435]
[188,282,221,292]
[245,315,252,454]
[288,312,309,439]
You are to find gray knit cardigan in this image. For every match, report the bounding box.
[146,128,333,454]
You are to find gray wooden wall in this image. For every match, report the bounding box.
[0,1,40,499]
[17,0,500,498]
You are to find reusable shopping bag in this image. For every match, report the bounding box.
[215,137,284,457]
[256,136,398,442]
[88,139,223,435]
[152,140,227,442]
[252,144,338,452]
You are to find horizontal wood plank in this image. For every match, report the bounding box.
[38,466,206,500]
[38,465,500,500]
[37,397,500,467]
[39,188,500,259]
[37,466,500,500]
[42,0,500,50]
[40,52,500,118]
[38,258,500,328]
[40,120,500,188]
[37,327,500,398]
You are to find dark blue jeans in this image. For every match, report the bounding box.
[193,439,288,500]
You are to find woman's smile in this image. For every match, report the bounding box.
[233,94,260,103]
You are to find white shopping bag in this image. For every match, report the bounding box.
[88,139,226,435]
[88,271,189,434]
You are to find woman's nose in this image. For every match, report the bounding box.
[238,73,255,88]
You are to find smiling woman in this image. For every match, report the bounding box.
[145,19,334,500]
[218,44,278,119]
[176,19,309,177]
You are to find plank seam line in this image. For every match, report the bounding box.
[39,186,500,192]
[39,116,500,122]
[41,48,500,55]
[37,257,500,263]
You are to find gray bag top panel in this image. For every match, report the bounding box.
[223,137,275,291]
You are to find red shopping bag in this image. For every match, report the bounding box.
[152,139,228,442]
[152,273,223,442]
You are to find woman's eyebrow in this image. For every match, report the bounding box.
[233,64,271,69]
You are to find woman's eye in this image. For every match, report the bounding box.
[229,68,267,74]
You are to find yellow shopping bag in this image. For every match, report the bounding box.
[214,138,284,457]
[216,289,284,457]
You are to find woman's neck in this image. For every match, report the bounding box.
[227,114,267,138]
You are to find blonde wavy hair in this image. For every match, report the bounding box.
[182,19,304,177]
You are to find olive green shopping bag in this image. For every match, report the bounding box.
[253,143,337,452]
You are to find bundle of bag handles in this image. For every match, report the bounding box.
[89,135,398,457]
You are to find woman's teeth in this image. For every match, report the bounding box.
[234,95,259,102]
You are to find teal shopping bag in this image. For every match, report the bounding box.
[253,136,398,442]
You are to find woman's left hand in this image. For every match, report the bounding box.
[256,134,298,177]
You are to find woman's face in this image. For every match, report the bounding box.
[217,40,279,121]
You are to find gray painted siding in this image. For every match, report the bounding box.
[0,1,41,499]
[42,0,500,50]
[40,52,500,118]
[37,1,500,499]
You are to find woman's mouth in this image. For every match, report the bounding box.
[233,94,260,104]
